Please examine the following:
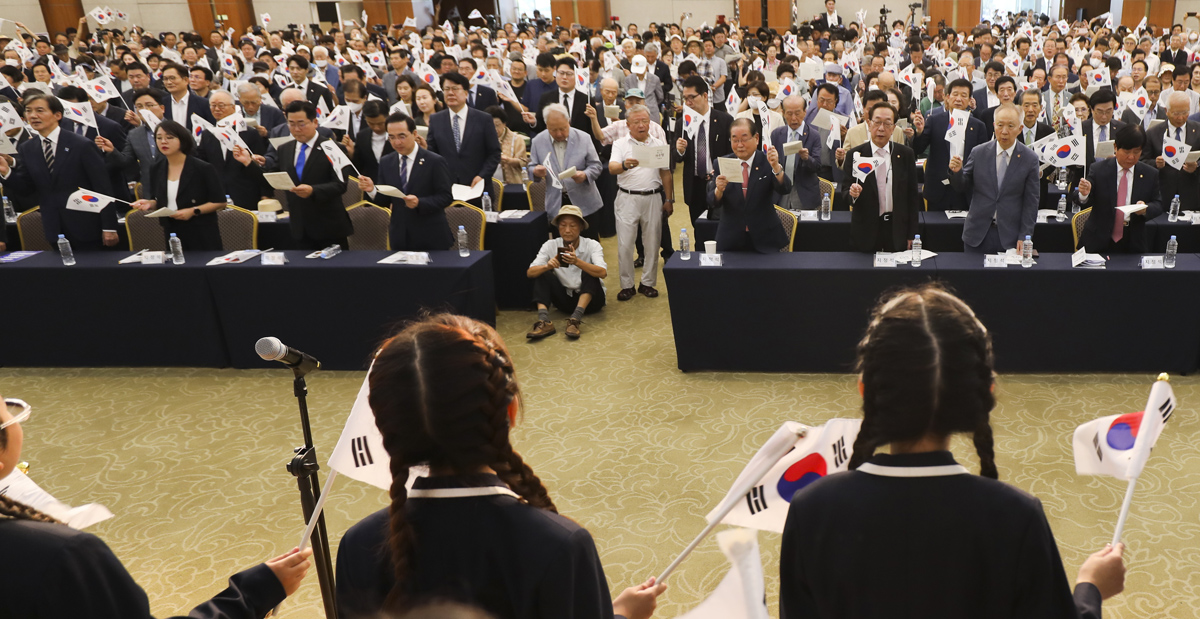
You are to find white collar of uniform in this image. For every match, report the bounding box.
[408,486,521,499]
[857,462,971,477]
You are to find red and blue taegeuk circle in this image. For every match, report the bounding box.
[81,195,100,202]
[1056,145,1072,158]
[1106,412,1142,450]
[856,163,874,174]
[776,452,827,502]
[1166,146,1178,157]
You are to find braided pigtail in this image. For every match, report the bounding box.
[381,464,413,612]
[0,494,61,523]
[972,419,999,480]
[847,414,880,471]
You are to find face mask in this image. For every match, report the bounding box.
[315,59,327,68]
[347,101,363,113]
[4,59,15,67]
[746,95,762,107]
[1089,57,1101,68]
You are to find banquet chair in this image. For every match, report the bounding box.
[446,201,486,250]
[125,209,167,251]
[346,202,391,250]
[217,205,258,250]
[818,177,835,204]
[525,179,546,212]
[16,208,51,251]
[491,177,505,210]
[774,206,797,253]
[1071,207,1092,251]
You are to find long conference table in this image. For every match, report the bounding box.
[0,250,494,371]
[664,252,1200,374]
[692,211,1199,254]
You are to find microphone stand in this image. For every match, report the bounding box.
[281,363,339,619]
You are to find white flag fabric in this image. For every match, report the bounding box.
[1163,135,1191,170]
[704,419,861,533]
[138,109,161,132]
[207,123,250,154]
[543,153,562,189]
[826,116,842,149]
[469,9,483,19]
[320,105,351,130]
[260,13,270,27]
[328,367,391,488]
[851,152,881,182]
[945,109,970,159]
[1074,380,1175,480]
[403,17,417,28]
[0,468,113,529]
[1050,135,1085,167]
[320,140,355,181]
[0,102,22,133]
[65,188,118,213]
[58,98,97,128]
[1127,87,1151,120]
[217,113,247,132]
[84,75,121,101]
[191,113,216,140]
[675,528,769,619]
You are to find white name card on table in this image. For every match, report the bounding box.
[485,211,499,223]
[1095,140,1115,159]
[1140,255,1165,269]
[718,157,746,181]
[944,211,969,219]
[984,254,1008,268]
[256,211,277,222]
[378,251,431,265]
[263,172,296,190]
[261,251,288,265]
[498,209,530,219]
[873,252,897,267]
[206,249,263,265]
[632,143,671,169]
[1036,209,1060,223]
[140,251,165,264]
[699,253,723,266]
[798,210,819,221]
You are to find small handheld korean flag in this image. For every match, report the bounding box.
[58,97,97,129]
[85,74,121,102]
[1162,135,1191,170]
[260,13,270,28]
[88,6,110,24]
[66,188,119,213]
[726,88,740,112]
[675,529,769,619]
[320,140,357,181]
[320,105,350,130]
[1088,66,1111,90]
[1050,135,1085,167]
[851,152,878,182]
[403,17,417,28]
[681,104,701,138]
[543,153,562,189]
[0,102,22,133]
[468,8,483,19]
[414,64,441,92]
[138,109,160,131]
[774,78,797,102]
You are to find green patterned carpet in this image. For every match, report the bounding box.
[4,219,1199,617]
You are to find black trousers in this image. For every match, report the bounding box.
[873,216,898,252]
[532,271,606,314]
[683,174,710,224]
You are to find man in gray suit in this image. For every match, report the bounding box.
[110,88,166,198]
[528,103,605,238]
[381,48,416,107]
[950,103,1040,253]
[624,54,663,124]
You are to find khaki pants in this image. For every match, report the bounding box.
[616,190,662,290]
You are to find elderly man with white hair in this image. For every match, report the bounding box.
[237,81,285,135]
[529,103,605,236]
[1145,90,1200,212]
[310,45,341,87]
[196,90,269,210]
[608,104,674,301]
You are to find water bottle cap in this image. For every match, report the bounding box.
[57,234,65,238]
[682,228,687,232]
[170,233,177,237]
[914,235,920,240]
[1025,235,1031,240]
[458,225,465,230]
[1176,194,1180,198]
[1171,235,1177,240]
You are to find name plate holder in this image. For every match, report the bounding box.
[256,211,278,223]
[485,211,499,223]
[984,254,1008,268]
[141,251,165,264]
[1140,255,1165,269]
[873,253,896,268]
[699,253,723,266]
[799,210,819,221]
[262,251,288,265]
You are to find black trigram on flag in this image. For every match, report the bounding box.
[351,436,374,468]
[1093,431,1103,462]
[1160,397,1175,422]
[832,436,848,468]
[746,485,768,515]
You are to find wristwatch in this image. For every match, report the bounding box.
[193,207,202,216]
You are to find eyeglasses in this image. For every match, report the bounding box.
[0,399,30,431]
[870,120,895,128]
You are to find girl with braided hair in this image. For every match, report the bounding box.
[335,314,667,619]
[0,395,314,619]
[779,284,1126,619]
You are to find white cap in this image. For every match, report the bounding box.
[631,55,648,75]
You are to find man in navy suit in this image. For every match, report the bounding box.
[1074,125,1163,254]
[237,82,285,134]
[950,103,1041,253]
[457,58,498,110]
[971,61,1006,116]
[672,75,733,223]
[534,57,594,137]
[841,103,921,253]
[160,62,213,131]
[0,93,117,249]
[357,112,454,250]
[913,78,987,212]
[425,71,501,207]
[286,54,335,112]
[708,118,791,253]
[772,95,824,212]
[345,100,393,189]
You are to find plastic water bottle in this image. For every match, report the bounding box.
[820,192,831,221]
[1166,235,1178,268]
[1056,195,1067,222]
[1070,195,1080,216]
[225,194,233,207]
[911,235,922,267]
[680,228,691,260]
[169,233,185,264]
[2,196,14,224]
[57,234,75,266]
[1169,194,1181,222]
[319,244,341,259]
[481,192,492,213]
[458,225,469,256]
[1021,235,1033,268]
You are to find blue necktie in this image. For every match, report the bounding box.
[399,154,409,193]
[296,142,308,179]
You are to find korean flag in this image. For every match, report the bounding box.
[1074,379,1174,480]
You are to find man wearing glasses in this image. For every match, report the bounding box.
[159,62,213,131]
[672,75,732,224]
[842,103,920,253]
[708,118,790,253]
[533,57,593,137]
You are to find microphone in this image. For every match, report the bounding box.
[256,337,321,376]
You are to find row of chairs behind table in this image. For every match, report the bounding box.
[11,175,559,253]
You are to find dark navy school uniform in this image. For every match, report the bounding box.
[780,451,1102,619]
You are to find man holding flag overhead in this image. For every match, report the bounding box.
[842,102,920,253]
[0,92,117,249]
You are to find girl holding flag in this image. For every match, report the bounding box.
[779,284,1126,619]
[335,314,666,619]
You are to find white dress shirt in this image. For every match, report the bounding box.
[610,133,665,191]
[294,133,320,169]
[530,236,607,294]
[871,141,893,214]
[448,105,469,140]
[170,93,189,125]
[371,131,387,162]
[1092,122,1112,151]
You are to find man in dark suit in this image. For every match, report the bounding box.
[1042,64,1080,131]
[772,95,823,212]
[672,75,732,223]
[813,0,842,29]
[0,93,117,249]
[707,118,790,253]
[357,112,454,250]
[912,78,986,212]
[335,65,387,104]
[425,71,501,207]
[840,103,920,253]
[237,100,352,249]
[120,62,155,109]
[1074,125,1163,254]
[58,86,131,204]
[236,81,286,134]
[1070,89,1126,198]
[534,57,592,136]
[1142,91,1200,212]
[159,62,213,131]
[455,58,498,110]
[951,103,1041,253]
[1160,34,1187,68]
[345,100,393,188]
[286,54,335,112]
[196,90,268,210]
[1017,89,1060,211]
[971,61,1006,114]
[974,76,1019,142]
[91,94,132,133]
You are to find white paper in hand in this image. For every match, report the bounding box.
[632,143,670,169]
[718,157,745,182]
[375,184,406,198]
[452,182,484,201]
[263,172,296,190]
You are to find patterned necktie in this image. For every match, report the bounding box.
[453,113,461,150]
[1114,168,1129,242]
[741,161,749,198]
[1099,125,1106,142]
[696,120,707,176]
[786,130,798,182]
[876,147,889,214]
[399,153,409,193]
[43,138,54,174]
[296,142,308,179]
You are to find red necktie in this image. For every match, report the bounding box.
[1114,168,1128,243]
[742,162,749,198]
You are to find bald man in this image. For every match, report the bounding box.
[771,95,823,211]
[1144,91,1200,212]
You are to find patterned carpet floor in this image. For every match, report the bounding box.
[4,215,1199,618]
